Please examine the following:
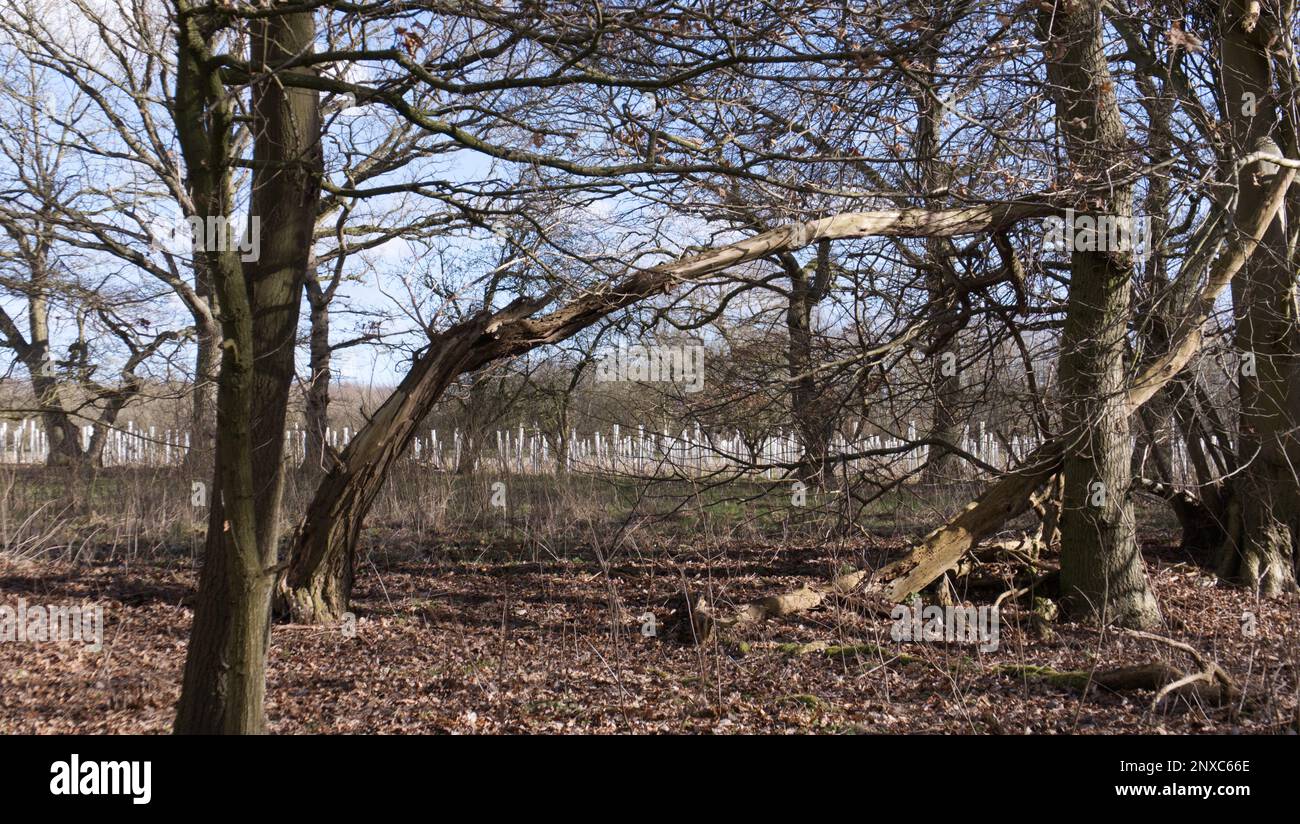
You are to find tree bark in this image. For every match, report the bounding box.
[301,274,332,479]
[1040,0,1160,628]
[1216,0,1300,596]
[785,241,834,486]
[26,296,85,467]
[277,313,495,622]
[174,2,320,733]
[245,12,322,564]
[913,42,963,485]
[0,234,89,466]
[184,256,219,475]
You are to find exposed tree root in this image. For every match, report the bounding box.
[999,630,1239,708]
[747,639,923,665]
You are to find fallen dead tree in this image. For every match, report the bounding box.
[278,200,1063,623]
[664,571,879,645]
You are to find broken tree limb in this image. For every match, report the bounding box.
[1150,668,1235,709]
[463,201,1062,370]
[1126,164,1296,411]
[283,201,1066,623]
[1112,629,1239,708]
[856,158,1297,604]
[671,571,881,643]
[999,628,1240,707]
[728,570,872,624]
[703,448,1064,638]
[1120,628,1233,674]
[1032,472,1064,548]
[875,442,1064,602]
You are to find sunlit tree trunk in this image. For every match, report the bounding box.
[174,2,321,733]
[301,273,332,479]
[278,315,493,623]
[1039,0,1160,628]
[1215,0,1299,596]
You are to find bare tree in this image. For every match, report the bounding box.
[0,56,182,465]
[172,0,321,734]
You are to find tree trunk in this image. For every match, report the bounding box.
[1039,0,1160,629]
[245,17,322,564]
[301,275,332,479]
[913,44,963,485]
[174,480,273,733]
[174,2,320,733]
[277,314,494,623]
[1131,76,1229,556]
[1215,0,1299,596]
[184,259,219,474]
[24,254,86,467]
[785,241,833,486]
[1132,78,1177,487]
[32,383,85,467]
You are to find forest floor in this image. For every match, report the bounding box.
[1,532,1297,734]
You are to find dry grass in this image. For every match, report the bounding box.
[1,464,1285,734]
